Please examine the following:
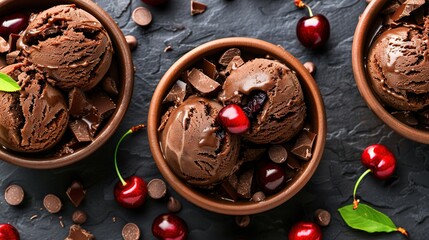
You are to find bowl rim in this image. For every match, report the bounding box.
[352,0,429,144]
[0,0,134,169]
[148,37,327,215]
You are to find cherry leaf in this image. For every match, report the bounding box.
[338,203,398,233]
[0,72,20,92]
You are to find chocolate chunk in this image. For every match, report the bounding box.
[72,210,88,225]
[66,181,86,208]
[4,184,24,206]
[286,154,301,170]
[65,224,94,240]
[236,169,254,199]
[291,130,317,161]
[191,1,207,16]
[251,191,266,202]
[235,215,251,228]
[147,178,167,200]
[0,36,10,53]
[69,120,92,143]
[303,61,316,75]
[225,56,245,75]
[202,58,218,80]
[391,0,425,22]
[314,209,331,227]
[81,107,101,137]
[122,223,140,240]
[132,7,152,27]
[6,50,20,65]
[167,197,182,213]
[219,48,241,66]
[391,111,418,126]
[43,194,62,214]
[69,88,92,117]
[187,68,221,96]
[163,80,187,105]
[268,145,288,164]
[102,76,119,96]
[125,35,138,51]
[218,181,238,201]
[88,91,116,121]
[8,33,20,52]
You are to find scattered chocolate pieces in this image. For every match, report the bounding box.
[191,1,207,16]
[132,7,153,27]
[391,0,425,22]
[167,196,182,213]
[291,130,317,161]
[218,48,241,66]
[72,210,88,225]
[4,184,24,206]
[43,194,62,214]
[251,191,266,202]
[122,223,140,240]
[187,68,221,96]
[164,45,173,52]
[125,35,138,51]
[65,224,94,240]
[235,215,251,228]
[268,145,288,164]
[147,178,167,200]
[314,209,331,227]
[303,61,316,75]
[66,181,86,208]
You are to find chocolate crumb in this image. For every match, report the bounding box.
[122,223,140,240]
[235,215,251,228]
[72,210,88,225]
[167,197,182,213]
[191,1,207,16]
[59,216,65,228]
[43,194,62,214]
[164,45,173,52]
[125,35,138,51]
[148,178,167,200]
[112,217,116,223]
[30,215,38,220]
[4,184,25,206]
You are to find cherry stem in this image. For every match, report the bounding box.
[305,4,313,17]
[352,169,372,208]
[397,227,408,237]
[295,1,314,17]
[114,124,146,186]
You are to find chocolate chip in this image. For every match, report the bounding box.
[251,191,266,202]
[314,209,331,227]
[147,178,167,200]
[4,184,24,206]
[303,61,316,75]
[122,223,140,240]
[43,194,62,214]
[187,68,221,96]
[132,7,152,27]
[65,224,94,240]
[268,145,288,164]
[125,35,138,51]
[291,129,317,161]
[235,215,251,228]
[218,48,241,66]
[191,1,207,16]
[66,181,86,208]
[72,210,88,225]
[167,196,182,213]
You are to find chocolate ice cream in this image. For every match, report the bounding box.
[18,4,113,91]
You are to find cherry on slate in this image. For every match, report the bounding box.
[152,213,188,240]
[0,13,30,39]
[217,104,250,134]
[353,144,396,209]
[113,124,148,208]
[0,223,20,240]
[294,0,330,49]
[289,221,322,240]
[141,0,167,6]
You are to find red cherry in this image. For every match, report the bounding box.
[152,213,188,240]
[0,13,30,39]
[0,223,20,240]
[141,0,167,6]
[217,104,250,134]
[296,14,330,49]
[361,144,396,180]
[289,221,322,240]
[114,175,147,208]
[256,162,286,194]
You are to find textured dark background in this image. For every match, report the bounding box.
[1,0,428,239]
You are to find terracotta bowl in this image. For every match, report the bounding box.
[148,37,327,215]
[0,0,134,168]
[352,0,429,144]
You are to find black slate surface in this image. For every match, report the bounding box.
[1,0,429,239]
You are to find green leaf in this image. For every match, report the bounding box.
[0,72,20,92]
[338,203,398,233]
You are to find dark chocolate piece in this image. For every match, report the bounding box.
[66,181,86,207]
[225,56,245,75]
[88,91,116,121]
[132,7,152,27]
[202,58,218,80]
[43,194,62,214]
[286,154,301,170]
[102,76,119,96]
[218,181,238,201]
[4,184,24,206]
[219,48,241,66]
[291,130,317,161]
[65,224,94,240]
[122,223,140,240]
[235,215,251,228]
[147,178,167,200]
[125,35,138,51]
[236,169,254,199]
[68,88,92,117]
[69,120,92,143]
[191,1,207,16]
[268,145,288,164]
[72,210,88,225]
[391,0,425,22]
[314,209,331,227]
[391,111,418,126]
[251,191,266,202]
[187,68,221,96]
[167,196,182,213]
[163,80,187,105]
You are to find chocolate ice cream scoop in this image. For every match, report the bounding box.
[18,4,113,91]
[219,58,306,144]
[0,64,68,152]
[367,23,429,111]
[160,96,241,187]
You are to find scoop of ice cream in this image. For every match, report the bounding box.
[219,58,306,144]
[18,4,113,91]
[367,23,429,111]
[160,96,241,187]
[0,64,69,152]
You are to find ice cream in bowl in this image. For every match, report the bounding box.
[353,0,429,143]
[0,0,133,168]
[148,37,327,215]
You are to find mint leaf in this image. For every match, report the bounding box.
[0,72,20,92]
[338,203,398,233]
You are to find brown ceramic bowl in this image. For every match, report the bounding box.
[148,37,326,215]
[0,0,134,168]
[352,0,429,144]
